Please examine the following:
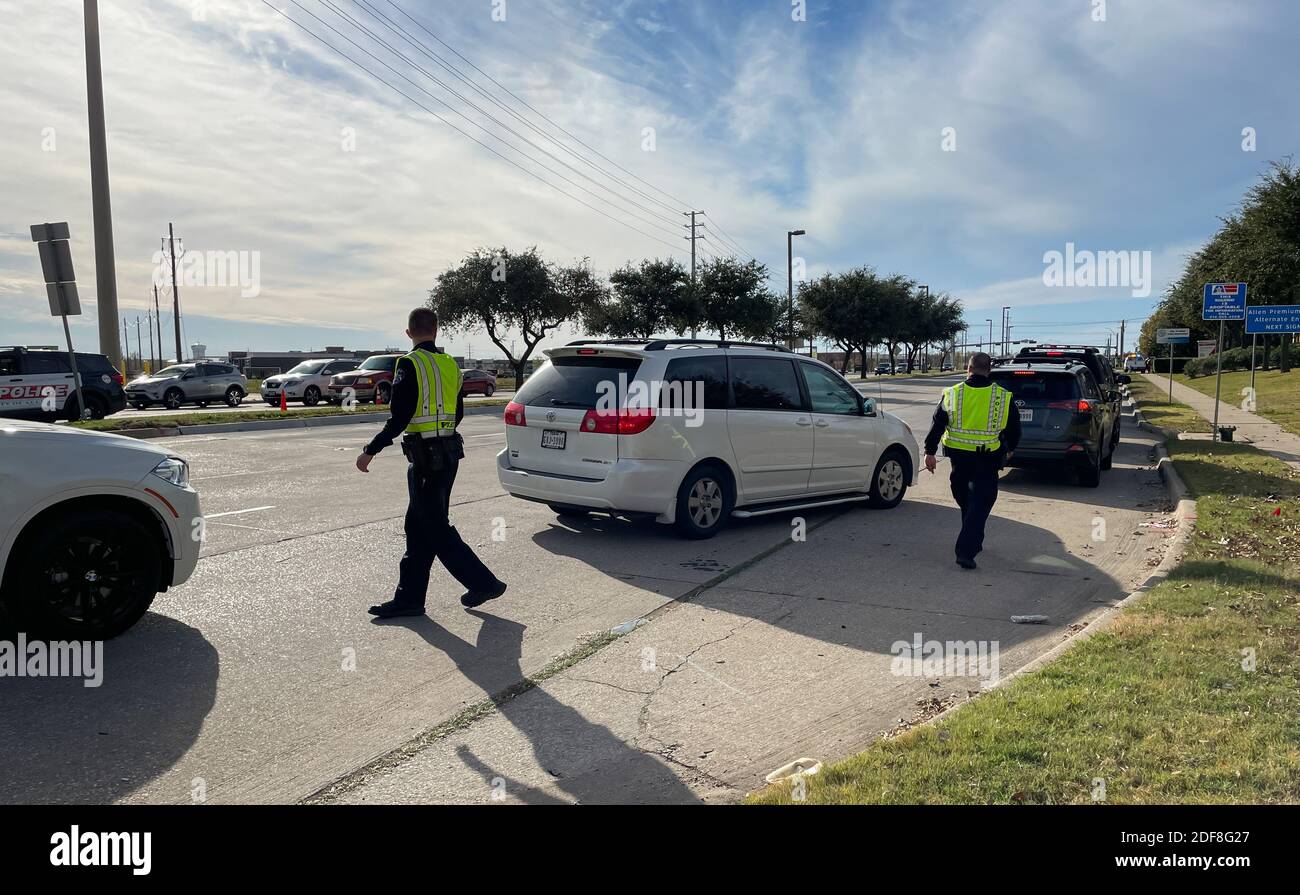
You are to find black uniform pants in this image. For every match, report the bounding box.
[392,459,499,606]
[947,449,1002,561]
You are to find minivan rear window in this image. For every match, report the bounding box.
[516,355,643,409]
[990,371,1080,402]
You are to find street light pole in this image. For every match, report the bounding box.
[787,229,805,350]
[986,319,993,353]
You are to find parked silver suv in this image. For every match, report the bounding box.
[125,362,248,410]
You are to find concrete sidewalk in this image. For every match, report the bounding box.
[1142,374,1300,470]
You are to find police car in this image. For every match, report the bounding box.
[0,419,202,638]
[0,345,128,421]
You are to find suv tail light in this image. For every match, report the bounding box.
[1047,399,1093,413]
[504,401,527,427]
[580,407,655,435]
[111,371,124,385]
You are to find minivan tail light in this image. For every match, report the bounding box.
[504,401,527,426]
[580,407,656,435]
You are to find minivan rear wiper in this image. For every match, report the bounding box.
[548,399,589,407]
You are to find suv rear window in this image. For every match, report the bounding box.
[516,355,643,409]
[991,371,1081,402]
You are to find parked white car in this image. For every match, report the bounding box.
[262,358,360,406]
[0,420,202,638]
[497,340,920,538]
[1123,355,1149,373]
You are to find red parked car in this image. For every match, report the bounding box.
[461,368,498,397]
[328,354,402,404]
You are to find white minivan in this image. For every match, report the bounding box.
[497,340,919,538]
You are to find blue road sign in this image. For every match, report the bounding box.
[1246,305,1300,334]
[1203,283,1247,320]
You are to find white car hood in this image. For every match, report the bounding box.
[0,419,176,461]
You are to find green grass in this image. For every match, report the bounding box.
[73,399,510,432]
[1176,369,1300,437]
[750,440,1300,805]
[1130,374,1210,434]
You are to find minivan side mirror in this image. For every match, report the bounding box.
[862,397,877,416]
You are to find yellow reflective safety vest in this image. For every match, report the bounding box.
[404,348,461,437]
[940,381,1013,452]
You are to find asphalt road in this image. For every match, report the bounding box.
[0,375,1176,804]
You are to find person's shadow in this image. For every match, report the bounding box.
[377,612,704,804]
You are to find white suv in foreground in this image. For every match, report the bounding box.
[0,420,202,638]
[497,339,919,538]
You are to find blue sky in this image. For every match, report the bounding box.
[3,0,1299,360]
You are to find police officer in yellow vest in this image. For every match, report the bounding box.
[355,308,506,617]
[922,352,1020,570]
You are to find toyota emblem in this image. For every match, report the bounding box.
[546,410,556,422]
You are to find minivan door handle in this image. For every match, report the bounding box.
[814,419,829,428]
[795,418,812,427]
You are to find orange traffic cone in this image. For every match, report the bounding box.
[280,389,288,412]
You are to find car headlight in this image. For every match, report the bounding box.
[150,457,190,487]
[355,377,373,386]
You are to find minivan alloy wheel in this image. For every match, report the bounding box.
[688,477,723,529]
[877,458,905,502]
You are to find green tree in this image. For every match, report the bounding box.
[585,258,691,339]
[693,257,782,342]
[429,247,605,382]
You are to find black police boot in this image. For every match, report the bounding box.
[368,600,426,618]
[460,580,507,609]
[955,557,977,570]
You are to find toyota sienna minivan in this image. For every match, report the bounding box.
[497,339,920,538]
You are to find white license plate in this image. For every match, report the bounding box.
[1020,409,1033,422]
[541,429,566,450]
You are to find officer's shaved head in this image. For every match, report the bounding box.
[408,308,438,339]
[968,352,993,375]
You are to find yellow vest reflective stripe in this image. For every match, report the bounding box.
[940,382,1012,452]
[404,348,461,436]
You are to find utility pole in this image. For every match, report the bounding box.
[122,318,129,375]
[1119,319,1126,359]
[167,223,183,362]
[84,0,121,372]
[135,316,142,375]
[986,319,993,353]
[684,211,704,339]
[147,307,155,372]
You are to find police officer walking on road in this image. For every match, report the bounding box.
[355,308,507,617]
[922,352,1020,570]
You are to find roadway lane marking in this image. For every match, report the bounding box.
[204,505,277,519]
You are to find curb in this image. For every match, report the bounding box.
[108,403,507,440]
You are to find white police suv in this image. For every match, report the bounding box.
[0,420,202,638]
[498,339,920,538]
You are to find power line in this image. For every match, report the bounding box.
[701,213,755,259]
[258,1,686,254]
[299,0,684,242]
[380,0,691,212]
[335,0,686,231]
[357,0,687,220]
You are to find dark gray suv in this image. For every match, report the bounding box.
[991,362,1120,487]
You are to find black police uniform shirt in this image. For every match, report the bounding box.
[363,341,465,456]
